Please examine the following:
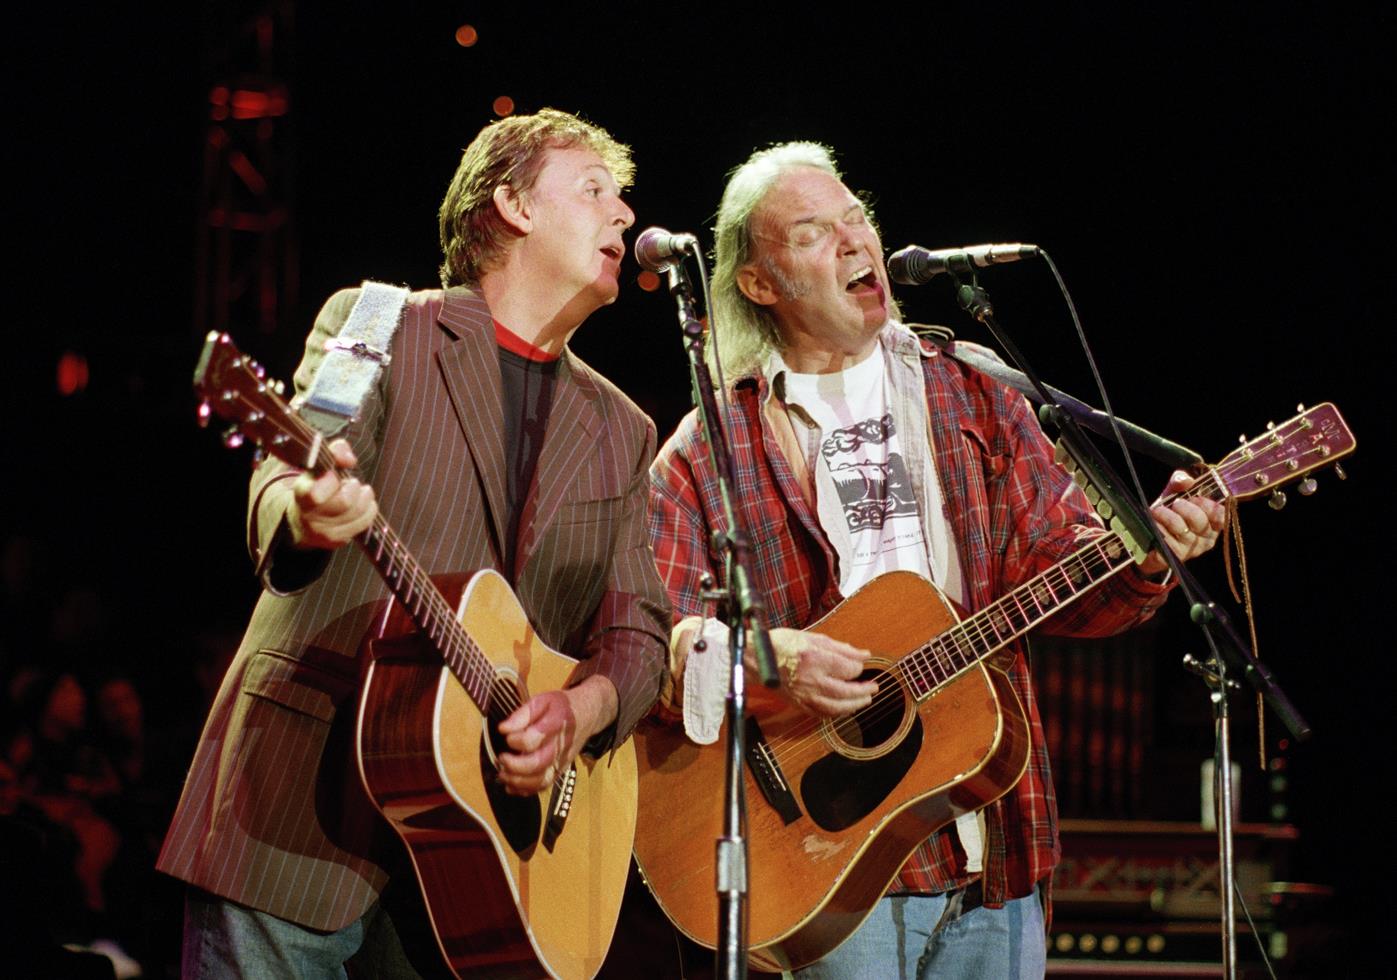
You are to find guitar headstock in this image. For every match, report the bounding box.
[193,331,323,472]
[1214,403,1355,504]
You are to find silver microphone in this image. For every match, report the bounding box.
[634,227,699,272]
[888,243,1039,285]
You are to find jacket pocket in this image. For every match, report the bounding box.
[552,493,623,527]
[240,649,356,724]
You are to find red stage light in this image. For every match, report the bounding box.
[57,351,89,396]
[493,96,515,117]
[637,270,661,293]
[231,87,288,120]
[455,24,479,47]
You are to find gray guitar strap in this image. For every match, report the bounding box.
[299,280,409,435]
[913,323,1202,468]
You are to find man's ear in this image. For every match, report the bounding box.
[737,262,779,307]
[492,183,532,235]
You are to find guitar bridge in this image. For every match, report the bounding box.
[542,763,577,850]
[745,716,802,825]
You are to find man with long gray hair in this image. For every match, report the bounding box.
[647,141,1224,976]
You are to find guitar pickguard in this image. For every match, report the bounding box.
[479,733,542,856]
[480,672,542,857]
[801,715,924,832]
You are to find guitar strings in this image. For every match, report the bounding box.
[356,527,570,792]
[755,535,1131,767]
[753,474,1233,771]
[352,483,570,791]
[549,436,1255,785]
[763,473,1223,763]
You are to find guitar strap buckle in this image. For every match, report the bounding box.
[301,280,409,435]
[322,337,393,364]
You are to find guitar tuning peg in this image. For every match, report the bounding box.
[1238,434,1248,444]
[1333,463,1347,480]
[196,400,211,428]
[1265,421,1276,430]
[1268,489,1287,511]
[222,427,245,450]
[1296,403,1305,412]
[272,379,286,396]
[250,447,266,465]
[1297,477,1317,496]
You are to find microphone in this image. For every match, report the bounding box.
[888,243,1040,285]
[634,227,699,272]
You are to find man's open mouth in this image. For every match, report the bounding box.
[846,266,877,291]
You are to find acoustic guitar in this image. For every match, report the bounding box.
[631,403,1353,972]
[195,331,636,980]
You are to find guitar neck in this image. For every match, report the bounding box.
[901,471,1227,698]
[354,519,492,712]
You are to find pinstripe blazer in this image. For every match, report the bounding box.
[158,286,669,931]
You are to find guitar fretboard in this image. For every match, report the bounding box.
[898,470,1225,699]
[357,519,495,711]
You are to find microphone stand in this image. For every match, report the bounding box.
[658,255,779,980]
[934,341,1204,470]
[946,270,1311,979]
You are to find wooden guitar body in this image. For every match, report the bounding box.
[632,571,1030,972]
[358,569,638,980]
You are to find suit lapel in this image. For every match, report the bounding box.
[516,352,607,575]
[435,288,510,564]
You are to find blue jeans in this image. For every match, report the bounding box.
[182,888,426,979]
[793,887,1045,980]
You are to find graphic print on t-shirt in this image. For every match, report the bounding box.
[821,413,918,533]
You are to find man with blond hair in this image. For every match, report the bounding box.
[648,141,1224,976]
[162,108,669,976]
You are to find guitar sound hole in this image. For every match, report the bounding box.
[803,709,924,833]
[829,668,904,754]
[482,673,542,856]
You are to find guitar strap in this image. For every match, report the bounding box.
[912,324,1046,406]
[299,280,410,435]
[916,324,1204,469]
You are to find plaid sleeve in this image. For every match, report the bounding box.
[648,419,721,623]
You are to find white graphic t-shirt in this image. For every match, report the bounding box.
[782,350,930,595]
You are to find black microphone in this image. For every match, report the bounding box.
[888,243,1040,285]
[634,227,699,272]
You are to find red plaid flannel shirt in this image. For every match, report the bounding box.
[647,329,1173,908]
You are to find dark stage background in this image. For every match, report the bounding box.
[6,3,1391,976]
